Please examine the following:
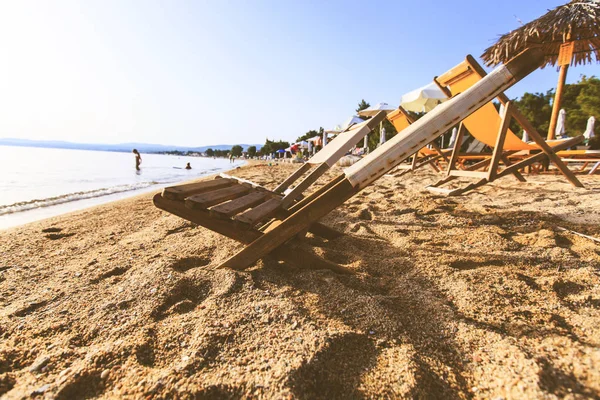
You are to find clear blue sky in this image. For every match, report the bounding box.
[0,1,597,147]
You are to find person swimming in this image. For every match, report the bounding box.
[132,149,142,171]
[185,162,192,170]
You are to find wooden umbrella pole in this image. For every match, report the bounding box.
[547,63,569,140]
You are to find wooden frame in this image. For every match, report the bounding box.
[155,48,546,272]
[424,54,584,196]
[427,102,583,196]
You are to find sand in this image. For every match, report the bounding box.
[1,162,599,399]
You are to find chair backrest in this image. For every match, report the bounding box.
[387,106,414,132]
[434,55,535,151]
[307,116,378,167]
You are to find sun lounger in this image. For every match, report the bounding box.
[155,48,544,273]
[554,149,600,174]
[426,55,584,196]
[386,107,453,176]
[271,116,385,206]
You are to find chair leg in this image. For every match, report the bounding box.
[511,106,584,187]
[219,179,357,270]
[154,193,350,274]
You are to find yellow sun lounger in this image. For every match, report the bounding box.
[155,49,544,273]
[426,55,584,196]
[386,107,453,176]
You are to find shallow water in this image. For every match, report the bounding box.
[0,145,242,229]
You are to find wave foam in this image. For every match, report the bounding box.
[0,182,158,216]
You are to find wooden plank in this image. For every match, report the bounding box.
[287,173,345,213]
[280,163,330,208]
[449,170,488,178]
[445,122,466,176]
[234,198,282,226]
[163,178,235,200]
[500,154,526,182]
[430,142,450,163]
[154,193,352,274]
[487,102,512,181]
[495,136,582,180]
[511,106,584,187]
[219,178,357,270]
[186,184,251,209]
[273,163,311,194]
[209,191,268,218]
[154,193,257,243]
[344,48,544,190]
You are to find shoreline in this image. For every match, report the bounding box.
[0,160,248,231]
[1,162,599,398]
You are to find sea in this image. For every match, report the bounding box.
[0,146,244,230]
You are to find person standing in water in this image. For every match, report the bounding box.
[132,149,142,171]
[185,162,192,170]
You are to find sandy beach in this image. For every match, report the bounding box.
[1,162,599,399]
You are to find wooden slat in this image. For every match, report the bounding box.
[234,198,282,226]
[449,170,488,178]
[163,178,235,200]
[280,163,330,208]
[445,122,466,176]
[487,102,513,181]
[154,193,352,274]
[220,178,357,270]
[209,191,268,218]
[273,163,311,194]
[500,154,526,182]
[186,184,251,209]
[495,136,583,180]
[510,106,584,187]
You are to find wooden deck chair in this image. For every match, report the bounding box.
[386,107,452,176]
[271,115,383,205]
[555,149,600,174]
[155,49,544,273]
[426,55,584,196]
[154,113,386,275]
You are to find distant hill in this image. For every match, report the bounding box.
[0,138,262,153]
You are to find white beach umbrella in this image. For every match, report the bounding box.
[380,127,386,144]
[322,130,328,147]
[357,104,396,153]
[584,116,596,139]
[400,82,447,112]
[555,109,566,138]
[326,115,365,134]
[522,130,529,142]
[448,127,458,148]
[357,102,397,117]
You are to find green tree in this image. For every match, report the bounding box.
[576,76,600,139]
[231,145,243,157]
[512,90,554,136]
[247,145,257,158]
[260,139,290,156]
[356,99,370,113]
[205,148,214,157]
[297,129,320,142]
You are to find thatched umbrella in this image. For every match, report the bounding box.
[482,0,600,140]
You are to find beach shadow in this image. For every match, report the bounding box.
[287,332,377,399]
[252,234,473,398]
